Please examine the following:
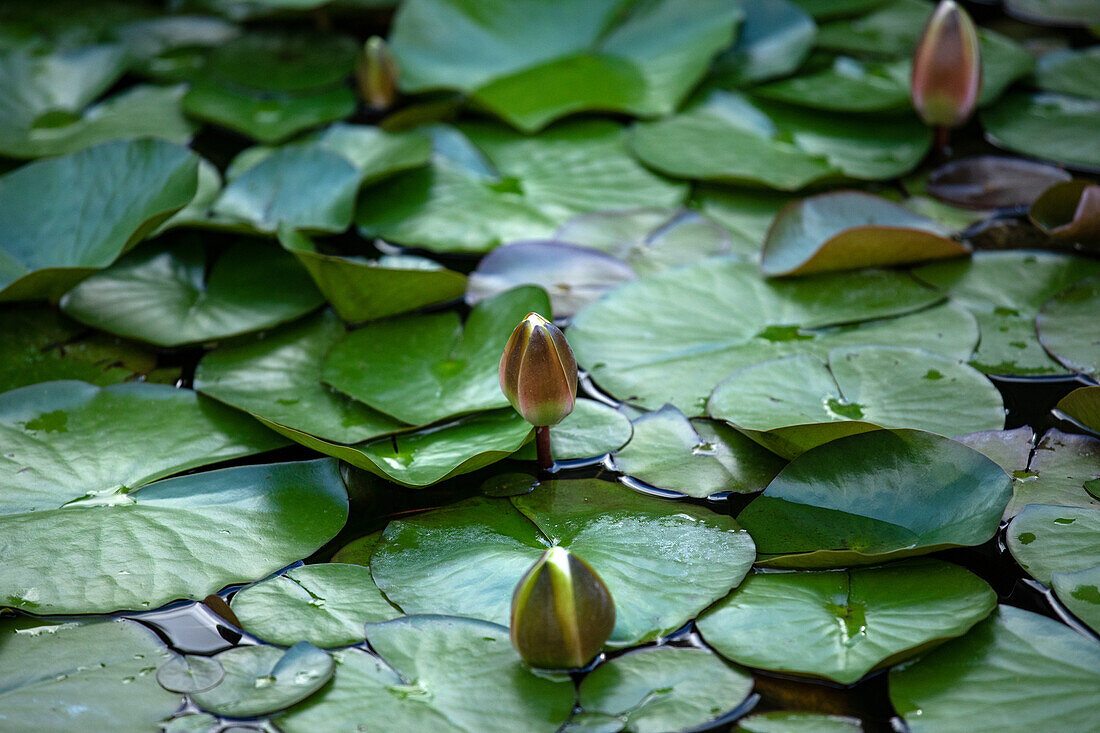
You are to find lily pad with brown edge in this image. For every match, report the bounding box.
[1007,504,1100,585]
[610,404,786,498]
[1055,386,1100,434]
[1029,181,1100,243]
[924,156,1071,211]
[708,346,1004,459]
[511,398,632,462]
[1037,277,1100,376]
[737,429,1012,568]
[696,559,996,685]
[760,191,966,277]
[370,479,755,646]
[279,226,466,324]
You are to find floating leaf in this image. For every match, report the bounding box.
[692,186,799,252]
[761,191,964,276]
[0,618,180,732]
[697,559,995,684]
[156,655,225,694]
[1056,386,1100,433]
[630,90,930,190]
[1004,429,1100,518]
[230,563,401,648]
[1004,0,1100,26]
[275,617,575,733]
[60,241,323,346]
[370,480,755,646]
[356,121,686,253]
[576,647,754,732]
[1007,504,1100,584]
[0,139,198,301]
[913,251,1100,375]
[982,93,1100,170]
[190,642,334,718]
[323,286,548,425]
[1029,181,1100,244]
[711,0,817,87]
[1035,47,1100,100]
[738,429,1011,567]
[512,398,633,461]
[709,346,1004,458]
[1038,277,1100,376]
[736,712,864,732]
[1051,565,1100,634]
[611,404,785,498]
[955,426,1034,477]
[925,156,1071,210]
[389,0,740,131]
[203,30,356,91]
[889,606,1100,732]
[754,55,911,112]
[183,81,356,144]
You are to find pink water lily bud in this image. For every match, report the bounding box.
[911,0,982,128]
[356,36,398,111]
[510,546,616,670]
[499,312,577,428]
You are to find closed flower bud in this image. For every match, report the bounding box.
[499,312,577,427]
[356,36,398,111]
[911,0,982,128]
[510,546,616,670]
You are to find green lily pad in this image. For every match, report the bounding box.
[0,305,167,392]
[575,646,754,732]
[273,408,533,488]
[1036,47,1100,101]
[697,559,996,684]
[955,426,1034,477]
[1005,0,1100,26]
[1001,429,1100,519]
[982,93,1100,170]
[0,617,181,732]
[183,81,356,144]
[390,0,740,132]
[230,563,401,648]
[761,191,964,276]
[60,240,323,346]
[711,0,816,87]
[889,605,1100,732]
[330,531,381,566]
[356,121,686,254]
[371,480,755,645]
[709,346,1004,458]
[203,30,357,92]
[791,0,889,19]
[295,124,431,183]
[735,712,864,732]
[1007,504,1100,584]
[754,55,910,112]
[0,138,199,301]
[156,157,225,234]
[513,398,633,462]
[611,404,786,498]
[629,90,930,190]
[569,256,969,414]
[1051,565,1100,634]
[323,286,548,425]
[275,617,575,733]
[195,311,404,445]
[1056,386,1100,433]
[1038,277,1100,376]
[692,186,799,253]
[0,457,347,613]
[738,429,1011,568]
[156,654,225,694]
[110,14,239,75]
[0,380,284,514]
[191,642,334,718]
[161,713,219,733]
[279,227,466,323]
[913,251,1100,375]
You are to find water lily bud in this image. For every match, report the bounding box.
[911,0,982,128]
[499,312,577,427]
[356,36,398,111]
[510,546,615,670]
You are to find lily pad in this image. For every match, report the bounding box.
[913,251,1100,375]
[611,404,786,498]
[0,458,348,613]
[156,655,226,694]
[1056,386,1100,433]
[466,241,636,318]
[0,138,199,301]
[191,642,334,718]
[710,0,817,87]
[760,191,964,276]
[1029,181,1100,242]
[195,311,404,445]
[1035,47,1100,101]
[323,286,548,425]
[955,426,1034,478]
[569,256,969,414]
[390,0,740,132]
[737,429,1012,568]
[1037,277,1100,376]
[735,712,864,732]
[512,398,633,462]
[183,81,356,144]
[230,563,401,648]
[0,618,181,732]
[889,605,1100,732]
[1051,565,1100,634]
[697,559,996,684]
[1006,504,1100,584]
[1004,430,1100,519]
[692,186,799,252]
[1005,0,1100,26]
[370,480,755,645]
[60,240,323,346]
[0,380,284,514]
[630,90,930,190]
[754,55,911,113]
[280,227,465,323]
[274,408,533,488]
[202,30,356,92]
[356,121,686,253]
[982,93,1100,170]
[925,156,1072,210]
[708,346,1004,458]
[575,646,755,733]
[275,616,576,733]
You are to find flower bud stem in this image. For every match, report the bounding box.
[934,126,951,159]
[536,426,553,473]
